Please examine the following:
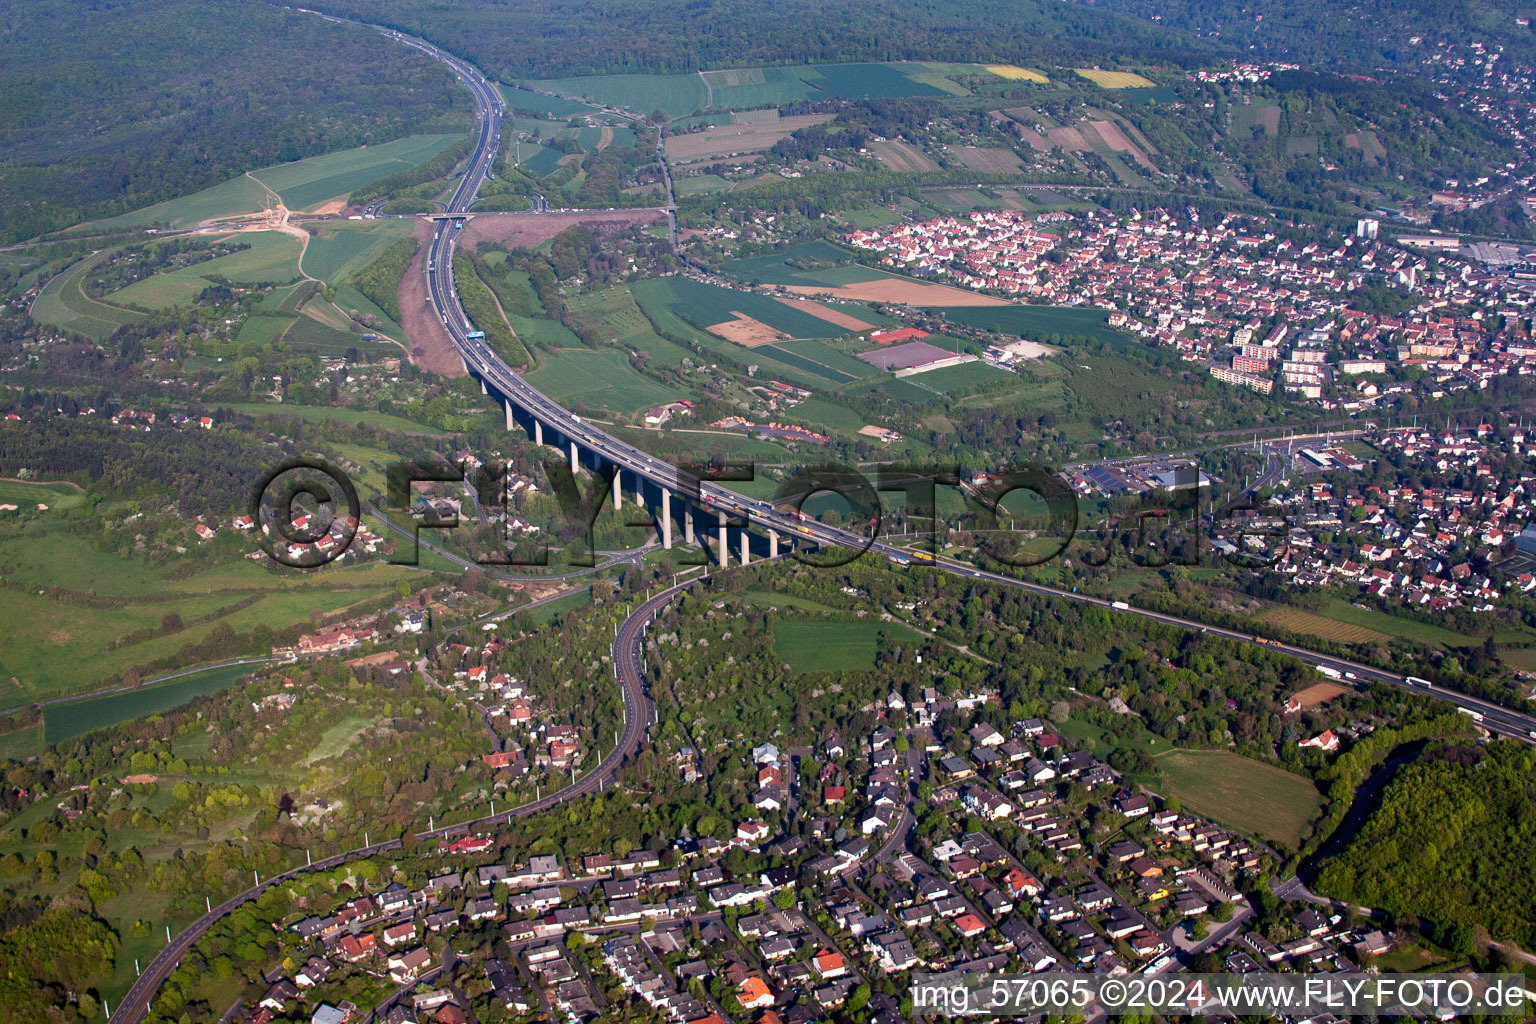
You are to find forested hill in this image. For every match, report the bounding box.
[307,0,1216,79]
[0,0,472,243]
[1072,0,1536,70]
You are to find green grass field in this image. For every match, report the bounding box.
[673,175,733,197]
[0,723,44,761]
[721,241,886,288]
[1311,599,1478,648]
[237,314,298,347]
[934,305,1131,345]
[86,174,272,231]
[30,251,148,340]
[772,619,924,673]
[912,360,1014,392]
[568,286,694,368]
[303,715,372,765]
[704,66,813,108]
[1154,748,1323,846]
[301,219,415,282]
[732,590,840,613]
[529,73,709,117]
[0,582,394,703]
[105,231,302,308]
[89,134,463,229]
[223,401,442,434]
[524,348,687,414]
[530,589,593,624]
[795,63,947,99]
[43,662,259,745]
[256,133,463,210]
[0,478,87,513]
[657,278,855,338]
[0,519,436,701]
[500,85,599,116]
[533,62,946,117]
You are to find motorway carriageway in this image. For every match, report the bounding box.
[108,17,1536,1023]
[404,18,1536,746]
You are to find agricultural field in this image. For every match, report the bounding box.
[90,134,462,229]
[105,230,302,308]
[518,144,567,177]
[953,147,1025,173]
[932,304,1132,344]
[523,347,688,414]
[246,133,464,211]
[223,402,443,434]
[770,339,879,382]
[280,312,379,355]
[982,64,1049,83]
[721,241,887,288]
[665,113,833,164]
[29,251,148,339]
[785,276,1010,307]
[1260,606,1389,645]
[1154,748,1323,847]
[1291,681,1353,708]
[0,518,425,701]
[772,619,924,673]
[300,218,416,282]
[868,139,940,173]
[797,63,948,99]
[1234,103,1283,137]
[700,66,813,108]
[236,314,297,347]
[1074,68,1157,89]
[500,85,599,117]
[1312,599,1479,648]
[534,61,955,118]
[653,277,863,339]
[673,174,735,197]
[567,285,693,365]
[529,73,709,117]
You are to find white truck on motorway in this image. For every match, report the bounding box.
[1315,665,1342,680]
[1111,601,1130,611]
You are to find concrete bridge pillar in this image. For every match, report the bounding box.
[569,441,578,474]
[480,377,488,396]
[768,530,778,559]
[534,420,543,446]
[717,510,729,567]
[661,487,672,549]
[504,399,514,431]
[611,469,622,510]
[684,506,694,546]
[739,530,751,566]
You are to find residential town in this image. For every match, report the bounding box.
[845,207,1536,407]
[228,688,1407,1024]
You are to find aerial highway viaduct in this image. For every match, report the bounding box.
[401,21,1536,746]
[108,16,1536,1023]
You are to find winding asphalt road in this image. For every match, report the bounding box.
[107,569,679,1024]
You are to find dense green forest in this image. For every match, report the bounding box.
[309,0,1213,79]
[1313,741,1536,950]
[0,0,471,242]
[1080,0,1535,70]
